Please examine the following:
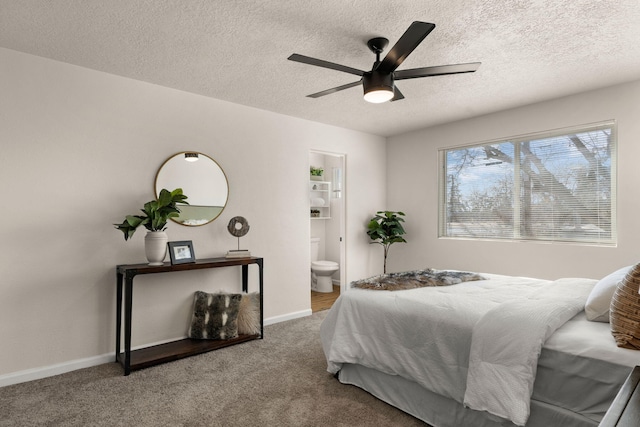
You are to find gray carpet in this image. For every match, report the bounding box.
[0,310,427,426]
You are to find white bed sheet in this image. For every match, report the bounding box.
[321,271,640,426]
[321,273,551,400]
[543,311,640,367]
[463,277,594,425]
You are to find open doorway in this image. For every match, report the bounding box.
[309,150,345,312]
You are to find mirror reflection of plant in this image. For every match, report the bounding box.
[310,166,324,176]
[367,211,407,274]
[114,188,189,241]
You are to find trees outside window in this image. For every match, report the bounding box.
[439,122,616,245]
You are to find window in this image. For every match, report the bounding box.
[439,121,616,245]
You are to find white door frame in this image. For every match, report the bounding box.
[309,150,346,292]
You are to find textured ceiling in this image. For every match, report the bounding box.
[1,1,640,137]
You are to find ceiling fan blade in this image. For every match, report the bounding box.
[394,62,481,80]
[377,21,435,74]
[307,80,362,98]
[391,86,405,102]
[288,54,364,77]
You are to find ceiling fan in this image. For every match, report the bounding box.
[288,21,480,103]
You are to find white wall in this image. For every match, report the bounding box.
[387,79,640,280]
[0,47,385,382]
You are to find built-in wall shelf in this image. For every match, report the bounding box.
[310,181,331,219]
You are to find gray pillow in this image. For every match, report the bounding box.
[188,291,242,340]
[585,265,632,322]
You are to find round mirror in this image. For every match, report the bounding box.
[155,152,229,226]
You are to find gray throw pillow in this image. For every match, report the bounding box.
[188,291,242,340]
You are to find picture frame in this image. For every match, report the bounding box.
[168,241,196,265]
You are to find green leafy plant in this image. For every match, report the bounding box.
[367,211,407,274]
[310,166,324,176]
[114,188,189,241]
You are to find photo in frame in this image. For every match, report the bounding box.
[168,241,196,264]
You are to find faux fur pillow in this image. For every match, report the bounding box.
[610,263,640,349]
[237,292,261,336]
[188,291,242,340]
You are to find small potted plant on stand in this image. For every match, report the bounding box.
[367,211,407,274]
[114,188,188,265]
[310,166,324,181]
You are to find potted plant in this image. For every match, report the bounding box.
[310,166,324,181]
[114,188,189,265]
[367,211,407,274]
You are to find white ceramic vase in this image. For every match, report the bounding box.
[145,231,168,265]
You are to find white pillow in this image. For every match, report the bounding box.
[585,265,632,322]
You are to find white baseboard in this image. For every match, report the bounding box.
[0,352,114,388]
[264,309,312,326]
[0,309,314,388]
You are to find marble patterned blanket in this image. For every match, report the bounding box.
[351,268,485,291]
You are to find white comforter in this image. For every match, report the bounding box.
[320,273,596,426]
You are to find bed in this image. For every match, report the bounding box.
[320,270,640,427]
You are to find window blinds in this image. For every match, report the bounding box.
[439,121,616,245]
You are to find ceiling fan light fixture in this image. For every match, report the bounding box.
[289,22,478,102]
[364,88,394,103]
[363,71,394,103]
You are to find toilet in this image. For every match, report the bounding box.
[311,237,339,293]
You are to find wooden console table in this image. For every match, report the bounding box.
[116,256,263,375]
